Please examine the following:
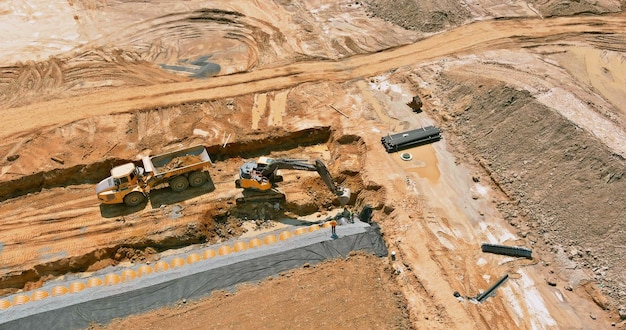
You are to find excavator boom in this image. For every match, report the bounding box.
[236,157,351,206]
[259,158,316,182]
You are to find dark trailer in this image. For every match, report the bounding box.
[381,126,441,153]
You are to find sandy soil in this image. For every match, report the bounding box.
[90,253,410,330]
[1,0,625,329]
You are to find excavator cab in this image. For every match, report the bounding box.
[235,157,351,206]
[236,160,272,191]
[253,157,287,183]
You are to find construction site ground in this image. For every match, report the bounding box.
[1,0,625,329]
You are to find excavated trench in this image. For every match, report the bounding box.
[0,127,386,295]
[0,127,332,203]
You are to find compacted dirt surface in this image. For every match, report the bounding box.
[1,0,626,329]
[91,253,410,330]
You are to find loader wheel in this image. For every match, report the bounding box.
[124,192,146,207]
[170,176,189,192]
[189,171,207,187]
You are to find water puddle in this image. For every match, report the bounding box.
[395,144,440,184]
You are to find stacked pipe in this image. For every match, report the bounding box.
[381,126,441,153]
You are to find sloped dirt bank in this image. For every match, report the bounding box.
[428,73,626,308]
[0,215,233,295]
[0,160,119,203]
[363,0,471,33]
[206,126,332,161]
[529,0,622,17]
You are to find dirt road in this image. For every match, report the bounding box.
[4,15,626,140]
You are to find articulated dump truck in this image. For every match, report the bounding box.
[96,145,212,206]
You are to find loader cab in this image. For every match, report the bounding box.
[111,163,140,189]
[96,163,144,204]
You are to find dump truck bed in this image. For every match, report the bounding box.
[142,145,211,177]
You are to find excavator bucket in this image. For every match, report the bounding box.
[313,159,351,206]
[337,188,351,206]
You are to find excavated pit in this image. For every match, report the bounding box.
[0,127,386,296]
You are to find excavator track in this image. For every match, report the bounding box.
[235,189,286,205]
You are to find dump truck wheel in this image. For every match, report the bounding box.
[189,171,207,187]
[170,176,189,192]
[124,192,146,207]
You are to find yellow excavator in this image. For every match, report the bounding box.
[235,157,351,205]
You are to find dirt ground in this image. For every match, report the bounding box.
[90,253,410,330]
[1,0,626,329]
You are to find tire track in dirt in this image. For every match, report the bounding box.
[3,15,626,140]
[76,9,271,66]
[0,184,197,289]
